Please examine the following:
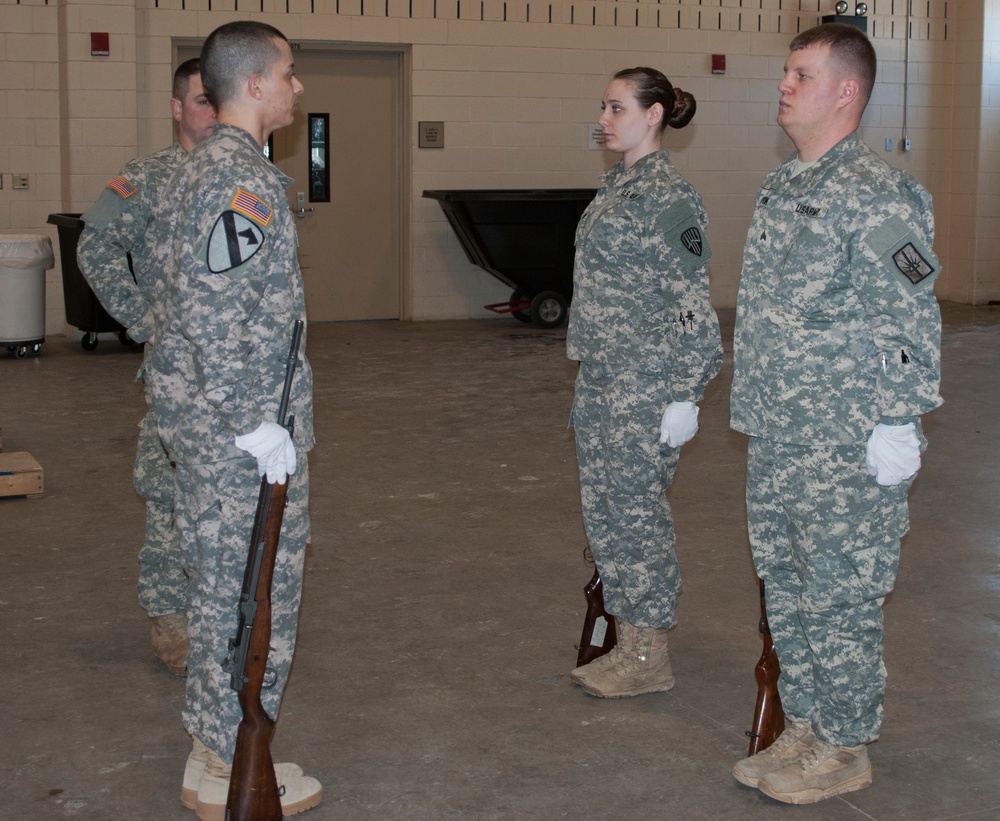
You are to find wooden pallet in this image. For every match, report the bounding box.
[0,452,44,497]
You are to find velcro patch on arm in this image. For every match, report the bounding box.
[863,214,940,291]
[656,200,711,270]
[230,189,273,227]
[107,176,137,199]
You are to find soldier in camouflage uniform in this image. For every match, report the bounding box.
[146,22,322,819]
[567,68,722,699]
[730,24,942,804]
[77,59,216,676]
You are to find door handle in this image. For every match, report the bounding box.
[295,192,315,219]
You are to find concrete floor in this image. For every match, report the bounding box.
[2,305,999,820]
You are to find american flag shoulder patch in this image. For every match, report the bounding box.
[107,176,137,199]
[230,189,273,227]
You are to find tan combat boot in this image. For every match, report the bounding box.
[578,623,674,698]
[180,738,304,810]
[732,720,816,788]
[194,748,324,820]
[150,611,188,676]
[759,739,872,804]
[570,618,631,685]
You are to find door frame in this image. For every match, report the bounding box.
[172,38,413,321]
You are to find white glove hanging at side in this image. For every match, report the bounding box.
[865,422,920,486]
[659,401,700,448]
[235,421,297,484]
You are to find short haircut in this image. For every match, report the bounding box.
[172,57,201,101]
[200,21,288,108]
[790,22,876,105]
[612,67,696,132]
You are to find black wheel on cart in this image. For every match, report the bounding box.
[15,346,28,359]
[530,291,568,329]
[81,332,99,351]
[510,290,532,324]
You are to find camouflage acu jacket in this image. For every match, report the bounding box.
[566,150,722,401]
[731,133,943,446]
[78,143,186,344]
[148,123,314,465]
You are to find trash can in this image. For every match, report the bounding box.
[0,233,54,358]
[422,189,597,328]
[46,213,127,351]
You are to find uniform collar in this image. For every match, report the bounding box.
[213,122,267,153]
[787,132,861,176]
[604,148,670,186]
[210,123,293,187]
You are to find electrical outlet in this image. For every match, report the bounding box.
[903,138,911,152]
[13,174,29,189]
[885,138,893,151]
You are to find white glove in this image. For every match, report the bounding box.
[659,401,700,448]
[234,421,296,484]
[865,422,920,486]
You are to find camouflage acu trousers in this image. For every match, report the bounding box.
[746,437,912,746]
[133,402,187,617]
[572,362,682,629]
[174,455,310,762]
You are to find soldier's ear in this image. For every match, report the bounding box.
[647,102,664,129]
[839,79,860,108]
[247,73,265,102]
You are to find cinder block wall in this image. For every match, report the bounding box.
[0,0,994,336]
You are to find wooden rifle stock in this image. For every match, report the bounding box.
[747,578,784,757]
[576,568,617,667]
[224,320,303,821]
[225,479,287,821]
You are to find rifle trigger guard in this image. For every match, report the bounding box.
[263,666,278,690]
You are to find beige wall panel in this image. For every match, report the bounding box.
[2,0,998,333]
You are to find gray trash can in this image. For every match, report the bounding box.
[0,233,54,358]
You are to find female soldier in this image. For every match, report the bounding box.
[568,67,722,698]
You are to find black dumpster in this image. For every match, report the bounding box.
[423,189,597,328]
[47,213,128,351]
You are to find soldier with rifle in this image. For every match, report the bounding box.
[148,21,322,820]
[730,22,942,804]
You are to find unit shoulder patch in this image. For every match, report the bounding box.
[680,226,704,257]
[863,214,940,291]
[655,200,711,268]
[207,211,266,274]
[892,243,935,285]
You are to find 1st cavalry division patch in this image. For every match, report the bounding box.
[207,211,266,273]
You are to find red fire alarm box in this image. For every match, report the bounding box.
[711,54,726,75]
[91,32,110,57]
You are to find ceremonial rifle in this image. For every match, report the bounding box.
[224,319,304,821]
[576,547,617,667]
[746,578,785,756]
